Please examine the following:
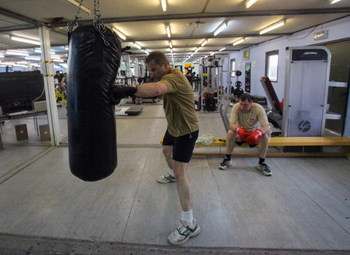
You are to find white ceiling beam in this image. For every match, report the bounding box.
[47,8,350,27]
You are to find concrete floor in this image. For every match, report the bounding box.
[0,101,350,254]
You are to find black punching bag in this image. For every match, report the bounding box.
[67,25,121,181]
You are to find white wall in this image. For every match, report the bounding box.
[229,16,350,103]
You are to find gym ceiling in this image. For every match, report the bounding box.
[0,0,350,64]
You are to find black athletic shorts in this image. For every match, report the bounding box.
[162,130,199,163]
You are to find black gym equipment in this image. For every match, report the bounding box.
[0,71,45,114]
[260,76,283,130]
[233,70,244,98]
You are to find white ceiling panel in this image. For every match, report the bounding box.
[0,0,349,63]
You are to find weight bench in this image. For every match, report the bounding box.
[192,136,350,159]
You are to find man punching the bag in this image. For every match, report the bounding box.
[219,93,272,176]
[111,51,200,245]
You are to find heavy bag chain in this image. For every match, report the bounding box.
[67,0,84,33]
[93,0,110,46]
[67,0,110,46]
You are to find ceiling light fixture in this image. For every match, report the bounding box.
[169,41,173,49]
[246,0,258,8]
[133,42,142,50]
[233,38,245,46]
[161,0,167,12]
[329,0,341,4]
[10,35,40,45]
[201,39,208,47]
[259,20,286,35]
[25,56,41,61]
[214,22,228,36]
[5,50,29,56]
[194,47,199,53]
[113,27,126,40]
[65,0,92,14]
[219,47,226,52]
[165,24,171,38]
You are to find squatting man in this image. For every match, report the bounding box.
[219,93,272,176]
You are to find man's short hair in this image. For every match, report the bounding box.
[240,93,253,102]
[145,51,169,66]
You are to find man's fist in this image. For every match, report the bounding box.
[236,126,250,141]
[246,129,263,146]
[110,86,138,105]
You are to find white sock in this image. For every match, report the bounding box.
[168,169,174,177]
[181,209,194,226]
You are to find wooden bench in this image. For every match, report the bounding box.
[193,136,350,159]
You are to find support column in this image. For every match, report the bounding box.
[38,25,61,146]
[134,58,139,78]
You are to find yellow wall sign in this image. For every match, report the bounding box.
[203,73,209,76]
[243,49,250,60]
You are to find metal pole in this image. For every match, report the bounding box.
[38,25,61,146]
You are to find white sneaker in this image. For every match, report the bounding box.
[167,219,201,245]
[219,157,232,170]
[256,163,272,176]
[156,173,176,183]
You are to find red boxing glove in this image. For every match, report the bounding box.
[246,129,263,145]
[236,126,250,141]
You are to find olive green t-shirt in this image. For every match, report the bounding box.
[229,102,268,132]
[161,68,199,137]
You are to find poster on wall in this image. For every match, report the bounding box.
[243,49,250,60]
[245,63,251,93]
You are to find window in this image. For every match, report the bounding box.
[265,50,279,82]
[230,58,236,77]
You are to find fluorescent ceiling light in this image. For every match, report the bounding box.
[10,35,40,45]
[165,24,171,38]
[194,47,199,53]
[214,22,227,36]
[0,61,16,66]
[201,39,208,47]
[233,38,245,46]
[219,47,226,52]
[329,0,341,3]
[133,42,142,49]
[5,50,29,56]
[246,0,258,8]
[169,41,173,48]
[25,56,41,61]
[35,49,58,56]
[259,20,286,35]
[113,27,126,40]
[65,0,92,14]
[51,55,61,60]
[161,0,167,11]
